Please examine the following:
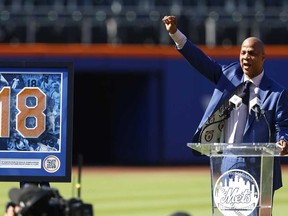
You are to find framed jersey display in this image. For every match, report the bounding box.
[0,61,73,182]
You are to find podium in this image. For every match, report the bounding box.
[187,143,282,216]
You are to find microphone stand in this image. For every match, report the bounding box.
[262,111,272,142]
[250,92,262,122]
[219,92,247,119]
[219,106,234,119]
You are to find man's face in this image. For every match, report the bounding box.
[239,38,265,79]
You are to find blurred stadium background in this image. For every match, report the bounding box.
[1,0,288,45]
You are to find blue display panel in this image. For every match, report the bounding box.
[0,62,73,182]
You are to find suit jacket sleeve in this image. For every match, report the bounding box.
[275,89,288,141]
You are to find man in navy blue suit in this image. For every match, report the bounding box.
[162,15,288,214]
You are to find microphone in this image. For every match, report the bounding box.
[229,94,243,110]
[250,87,261,121]
[219,94,243,118]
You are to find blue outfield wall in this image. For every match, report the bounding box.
[1,55,288,165]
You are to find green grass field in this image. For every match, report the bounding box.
[0,166,287,216]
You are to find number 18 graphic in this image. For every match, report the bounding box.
[0,86,46,138]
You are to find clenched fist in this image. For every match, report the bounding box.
[162,16,177,34]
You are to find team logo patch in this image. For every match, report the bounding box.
[43,155,61,173]
[204,130,214,142]
[218,121,224,131]
[213,169,259,216]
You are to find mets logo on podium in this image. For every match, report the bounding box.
[213,169,259,216]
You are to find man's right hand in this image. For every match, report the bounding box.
[162,16,177,34]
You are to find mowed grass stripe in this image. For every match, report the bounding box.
[67,167,211,216]
[80,176,210,198]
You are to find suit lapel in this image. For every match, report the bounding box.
[258,74,271,103]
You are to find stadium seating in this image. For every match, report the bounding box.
[0,0,287,45]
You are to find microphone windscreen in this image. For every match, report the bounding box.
[229,95,242,110]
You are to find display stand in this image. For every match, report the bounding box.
[187,143,281,216]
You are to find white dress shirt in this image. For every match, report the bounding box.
[169,29,187,50]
